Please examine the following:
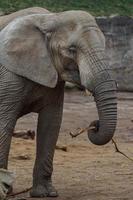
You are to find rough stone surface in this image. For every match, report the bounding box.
[96,16,133,91]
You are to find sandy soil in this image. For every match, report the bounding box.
[8,90,133,200]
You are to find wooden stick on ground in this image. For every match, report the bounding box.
[12,130,35,140]
[112,138,133,162]
[56,145,67,152]
[69,126,133,162]
[8,187,32,198]
[69,126,95,138]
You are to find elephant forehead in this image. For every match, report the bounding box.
[60,10,94,21]
[57,10,96,28]
[66,26,101,46]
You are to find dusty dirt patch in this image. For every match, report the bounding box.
[8,90,133,200]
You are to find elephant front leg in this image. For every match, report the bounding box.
[0,131,14,199]
[30,89,64,197]
[0,108,24,199]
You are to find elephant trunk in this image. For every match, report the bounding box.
[79,51,117,145]
[88,78,117,145]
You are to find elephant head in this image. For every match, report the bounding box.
[0,11,117,145]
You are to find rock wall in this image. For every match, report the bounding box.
[96,16,133,91]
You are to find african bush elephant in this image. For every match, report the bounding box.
[0,7,117,199]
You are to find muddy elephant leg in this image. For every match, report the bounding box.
[30,84,64,198]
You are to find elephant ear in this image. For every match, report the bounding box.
[0,15,58,88]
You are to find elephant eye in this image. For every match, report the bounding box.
[68,46,77,54]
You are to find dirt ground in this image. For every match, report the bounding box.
[8,90,133,200]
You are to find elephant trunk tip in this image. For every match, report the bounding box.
[87,120,116,145]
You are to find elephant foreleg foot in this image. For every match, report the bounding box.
[30,177,58,197]
[0,169,14,199]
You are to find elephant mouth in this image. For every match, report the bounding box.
[61,59,81,86]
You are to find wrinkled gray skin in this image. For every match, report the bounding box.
[0,7,117,198]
